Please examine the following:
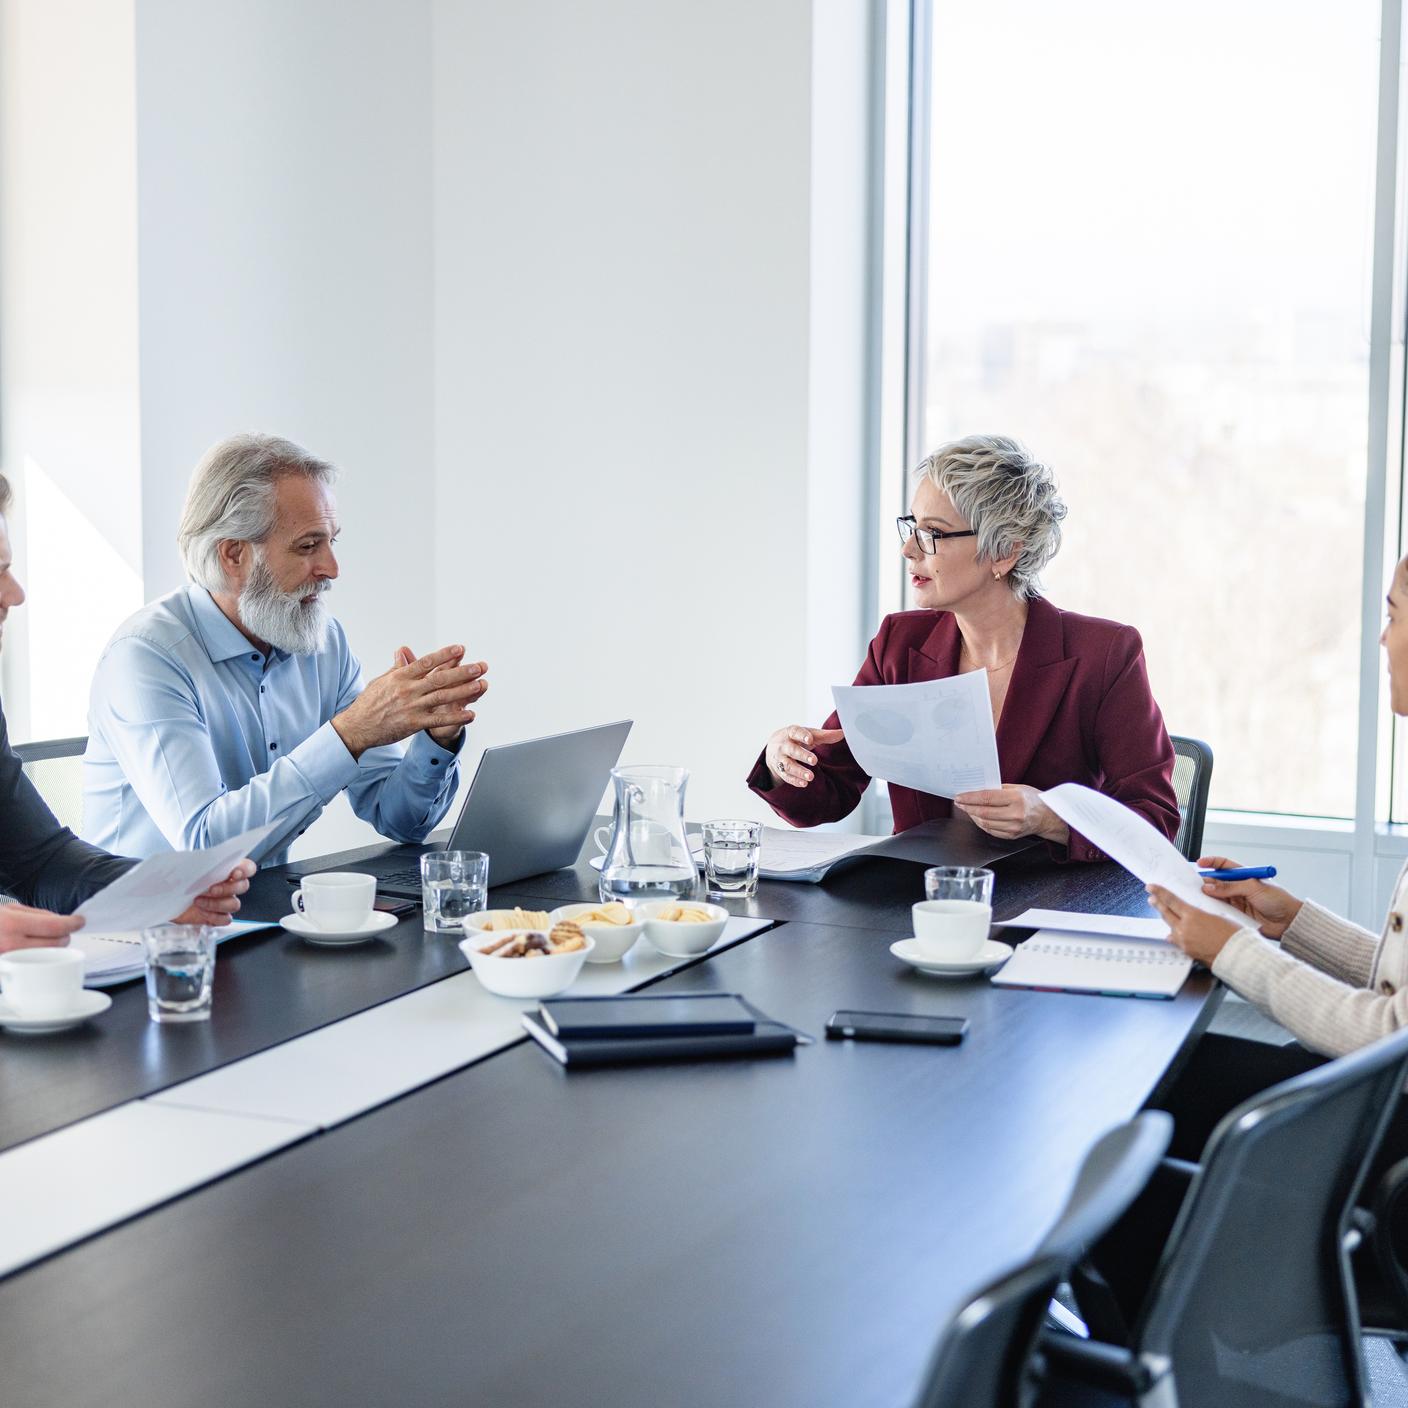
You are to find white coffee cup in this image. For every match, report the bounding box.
[0,947,86,1016]
[291,871,377,933]
[912,899,991,962]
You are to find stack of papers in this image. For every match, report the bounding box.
[982,778,1262,1001]
[74,823,276,933]
[76,919,279,988]
[992,910,1191,998]
[68,821,280,987]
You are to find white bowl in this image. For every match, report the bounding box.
[458,931,595,999]
[462,907,555,938]
[637,900,729,958]
[549,903,644,964]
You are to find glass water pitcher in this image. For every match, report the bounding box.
[598,765,698,906]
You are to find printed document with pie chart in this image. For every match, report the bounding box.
[831,672,1001,799]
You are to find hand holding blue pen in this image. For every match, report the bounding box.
[1198,865,1277,882]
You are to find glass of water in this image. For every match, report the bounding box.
[421,850,489,932]
[702,819,763,899]
[923,866,994,906]
[142,925,219,1024]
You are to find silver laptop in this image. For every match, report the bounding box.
[293,720,632,894]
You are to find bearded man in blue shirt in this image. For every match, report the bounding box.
[83,434,489,865]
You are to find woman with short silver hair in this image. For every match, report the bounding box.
[748,434,1179,860]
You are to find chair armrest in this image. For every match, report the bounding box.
[1038,1330,1169,1396]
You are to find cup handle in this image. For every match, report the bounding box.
[594,825,611,856]
[292,890,306,915]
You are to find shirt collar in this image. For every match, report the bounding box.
[186,585,288,666]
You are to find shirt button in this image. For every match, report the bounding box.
[270,742,278,752]
[250,654,259,662]
[260,686,265,694]
[1393,915,1404,933]
[431,758,440,766]
[1384,980,1398,996]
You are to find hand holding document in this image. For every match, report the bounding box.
[831,672,1001,800]
[1038,784,1254,928]
[74,823,275,934]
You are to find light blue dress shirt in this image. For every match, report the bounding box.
[83,586,461,865]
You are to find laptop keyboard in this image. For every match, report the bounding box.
[370,865,425,893]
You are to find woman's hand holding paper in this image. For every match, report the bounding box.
[953,784,1069,843]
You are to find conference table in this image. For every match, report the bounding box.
[0,828,1218,1408]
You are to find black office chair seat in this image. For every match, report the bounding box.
[1043,1027,1408,1406]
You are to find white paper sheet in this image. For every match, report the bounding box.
[755,827,892,876]
[74,823,277,934]
[831,671,1001,800]
[1039,784,1254,927]
[995,908,1171,941]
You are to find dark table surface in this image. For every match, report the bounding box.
[0,830,1158,1155]
[0,859,601,1154]
[0,913,1216,1408]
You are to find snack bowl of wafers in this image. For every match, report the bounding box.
[549,902,644,964]
[458,908,595,998]
[636,900,729,958]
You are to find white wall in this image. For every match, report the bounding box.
[431,0,871,825]
[132,0,436,855]
[0,0,144,739]
[2,1,878,854]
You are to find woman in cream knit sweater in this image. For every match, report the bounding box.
[1148,555,1408,1058]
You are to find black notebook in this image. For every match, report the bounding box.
[538,993,757,1040]
[521,999,809,1069]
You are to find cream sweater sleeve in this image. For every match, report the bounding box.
[1212,927,1402,1058]
[1278,899,1379,988]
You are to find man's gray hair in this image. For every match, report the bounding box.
[177,433,338,592]
[914,434,1066,599]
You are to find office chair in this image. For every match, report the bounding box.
[13,736,87,834]
[911,1111,1172,1408]
[1167,736,1212,863]
[1043,1026,1408,1406]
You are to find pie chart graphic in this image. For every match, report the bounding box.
[855,709,913,747]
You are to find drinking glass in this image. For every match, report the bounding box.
[421,850,489,932]
[142,925,219,1024]
[702,819,762,898]
[923,866,995,906]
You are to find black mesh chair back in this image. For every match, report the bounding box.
[13,736,87,835]
[913,1112,1172,1408]
[1134,1027,1408,1406]
[1168,735,1213,862]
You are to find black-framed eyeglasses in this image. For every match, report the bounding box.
[896,515,978,554]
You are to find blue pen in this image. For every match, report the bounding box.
[1198,865,1277,882]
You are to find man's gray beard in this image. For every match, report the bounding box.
[238,552,331,655]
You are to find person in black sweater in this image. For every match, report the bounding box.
[0,473,252,952]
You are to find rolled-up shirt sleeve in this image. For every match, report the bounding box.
[92,636,358,861]
[335,651,462,843]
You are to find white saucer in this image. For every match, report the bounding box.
[0,990,112,1034]
[890,937,1013,977]
[280,911,398,945]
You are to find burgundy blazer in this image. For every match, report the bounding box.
[746,596,1179,863]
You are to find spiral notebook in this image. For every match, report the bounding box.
[990,929,1193,999]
